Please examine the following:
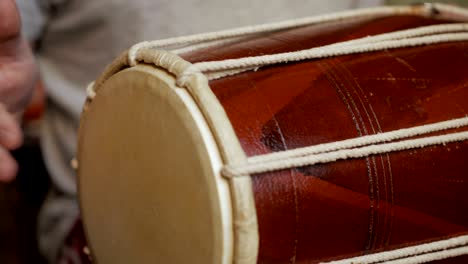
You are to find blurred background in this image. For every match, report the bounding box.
[1,144,49,263]
[0,0,467,263]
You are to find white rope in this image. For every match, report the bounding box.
[127,3,468,66]
[173,24,468,85]
[386,246,468,264]
[248,116,468,163]
[185,32,468,76]
[86,4,468,99]
[436,3,468,20]
[327,23,468,48]
[171,36,249,54]
[121,3,468,87]
[173,8,467,56]
[320,235,468,264]
[206,67,259,81]
[176,31,468,86]
[202,23,468,81]
[222,130,468,178]
[128,4,437,64]
[176,23,467,82]
[93,22,468,97]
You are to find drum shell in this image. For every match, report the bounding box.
[181,15,468,263]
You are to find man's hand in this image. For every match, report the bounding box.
[0,0,39,181]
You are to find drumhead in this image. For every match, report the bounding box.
[78,65,233,264]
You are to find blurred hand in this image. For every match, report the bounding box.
[0,0,39,181]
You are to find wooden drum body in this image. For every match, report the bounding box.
[78,4,468,264]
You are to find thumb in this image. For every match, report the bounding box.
[0,0,21,41]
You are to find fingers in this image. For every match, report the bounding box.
[0,146,18,181]
[0,104,22,150]
[0,38,38,113]
[0,0,37,114]
[0,104,22,181]
[0,0,24,182]
[0,0,21,41]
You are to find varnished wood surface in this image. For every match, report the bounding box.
[183,14,468,263]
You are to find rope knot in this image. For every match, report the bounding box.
[176,64,201,87]
[128,41,152,66]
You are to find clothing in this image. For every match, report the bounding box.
[17,0,382,262]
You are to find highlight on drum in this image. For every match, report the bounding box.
[76,3,468,264]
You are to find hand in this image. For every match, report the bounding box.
[0,0,39,181]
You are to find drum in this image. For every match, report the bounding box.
[77,3,468,264]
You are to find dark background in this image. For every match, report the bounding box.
[0,141,49,264]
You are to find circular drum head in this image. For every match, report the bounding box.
[78,65,232,264]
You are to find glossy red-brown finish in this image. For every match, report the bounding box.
[182,15,468,263]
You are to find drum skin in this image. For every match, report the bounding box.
[179,15,468,263]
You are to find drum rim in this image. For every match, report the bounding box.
[77,65,247,263]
